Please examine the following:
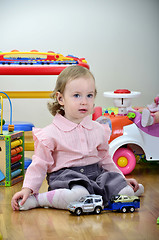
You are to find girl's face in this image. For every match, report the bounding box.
[56,76,96,124]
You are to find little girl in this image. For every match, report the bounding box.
[11,65,144,211]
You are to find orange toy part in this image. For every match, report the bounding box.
[8,124,14,132]
[104,113,133,143]
[11,146,23,156]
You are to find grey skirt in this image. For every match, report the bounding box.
[46,163,127,206]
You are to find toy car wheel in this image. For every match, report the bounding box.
[129,207,135,213]
[121,207,127,213]
[75,208,82,216]
[94,206,102,214]
[113,147,136,175]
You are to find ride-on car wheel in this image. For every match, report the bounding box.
[113,147,136,175]
[94,206,102,214]
[75,208,82,216]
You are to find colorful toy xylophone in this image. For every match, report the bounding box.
[0,50,89,75]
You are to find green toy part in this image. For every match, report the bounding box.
[0,118,5,125]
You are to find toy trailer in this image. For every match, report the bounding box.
[104,199,140,213]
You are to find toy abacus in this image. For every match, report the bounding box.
[0,92,24,186]
[0,131,24,186]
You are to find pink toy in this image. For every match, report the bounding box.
[113,148,136,175]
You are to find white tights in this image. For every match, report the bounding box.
[19,185,89,210]
[19,184,144,211]
[118,184,144,197]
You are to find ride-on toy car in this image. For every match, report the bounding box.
[92,89,159,175]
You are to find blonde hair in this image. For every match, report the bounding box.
[48,65,97,116]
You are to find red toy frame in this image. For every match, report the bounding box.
[0,50,89,75]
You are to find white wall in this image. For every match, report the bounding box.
[0,0,159,127]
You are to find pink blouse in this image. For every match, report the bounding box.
[23,114,124,193]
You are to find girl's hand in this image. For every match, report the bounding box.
[11,188,32,211]
[126,178,139,192]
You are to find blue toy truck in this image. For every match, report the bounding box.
[104,195,140,213]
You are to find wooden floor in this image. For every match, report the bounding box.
[0,152,159,240]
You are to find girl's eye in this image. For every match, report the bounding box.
[87,94,94,98]
[74,94,80,98]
